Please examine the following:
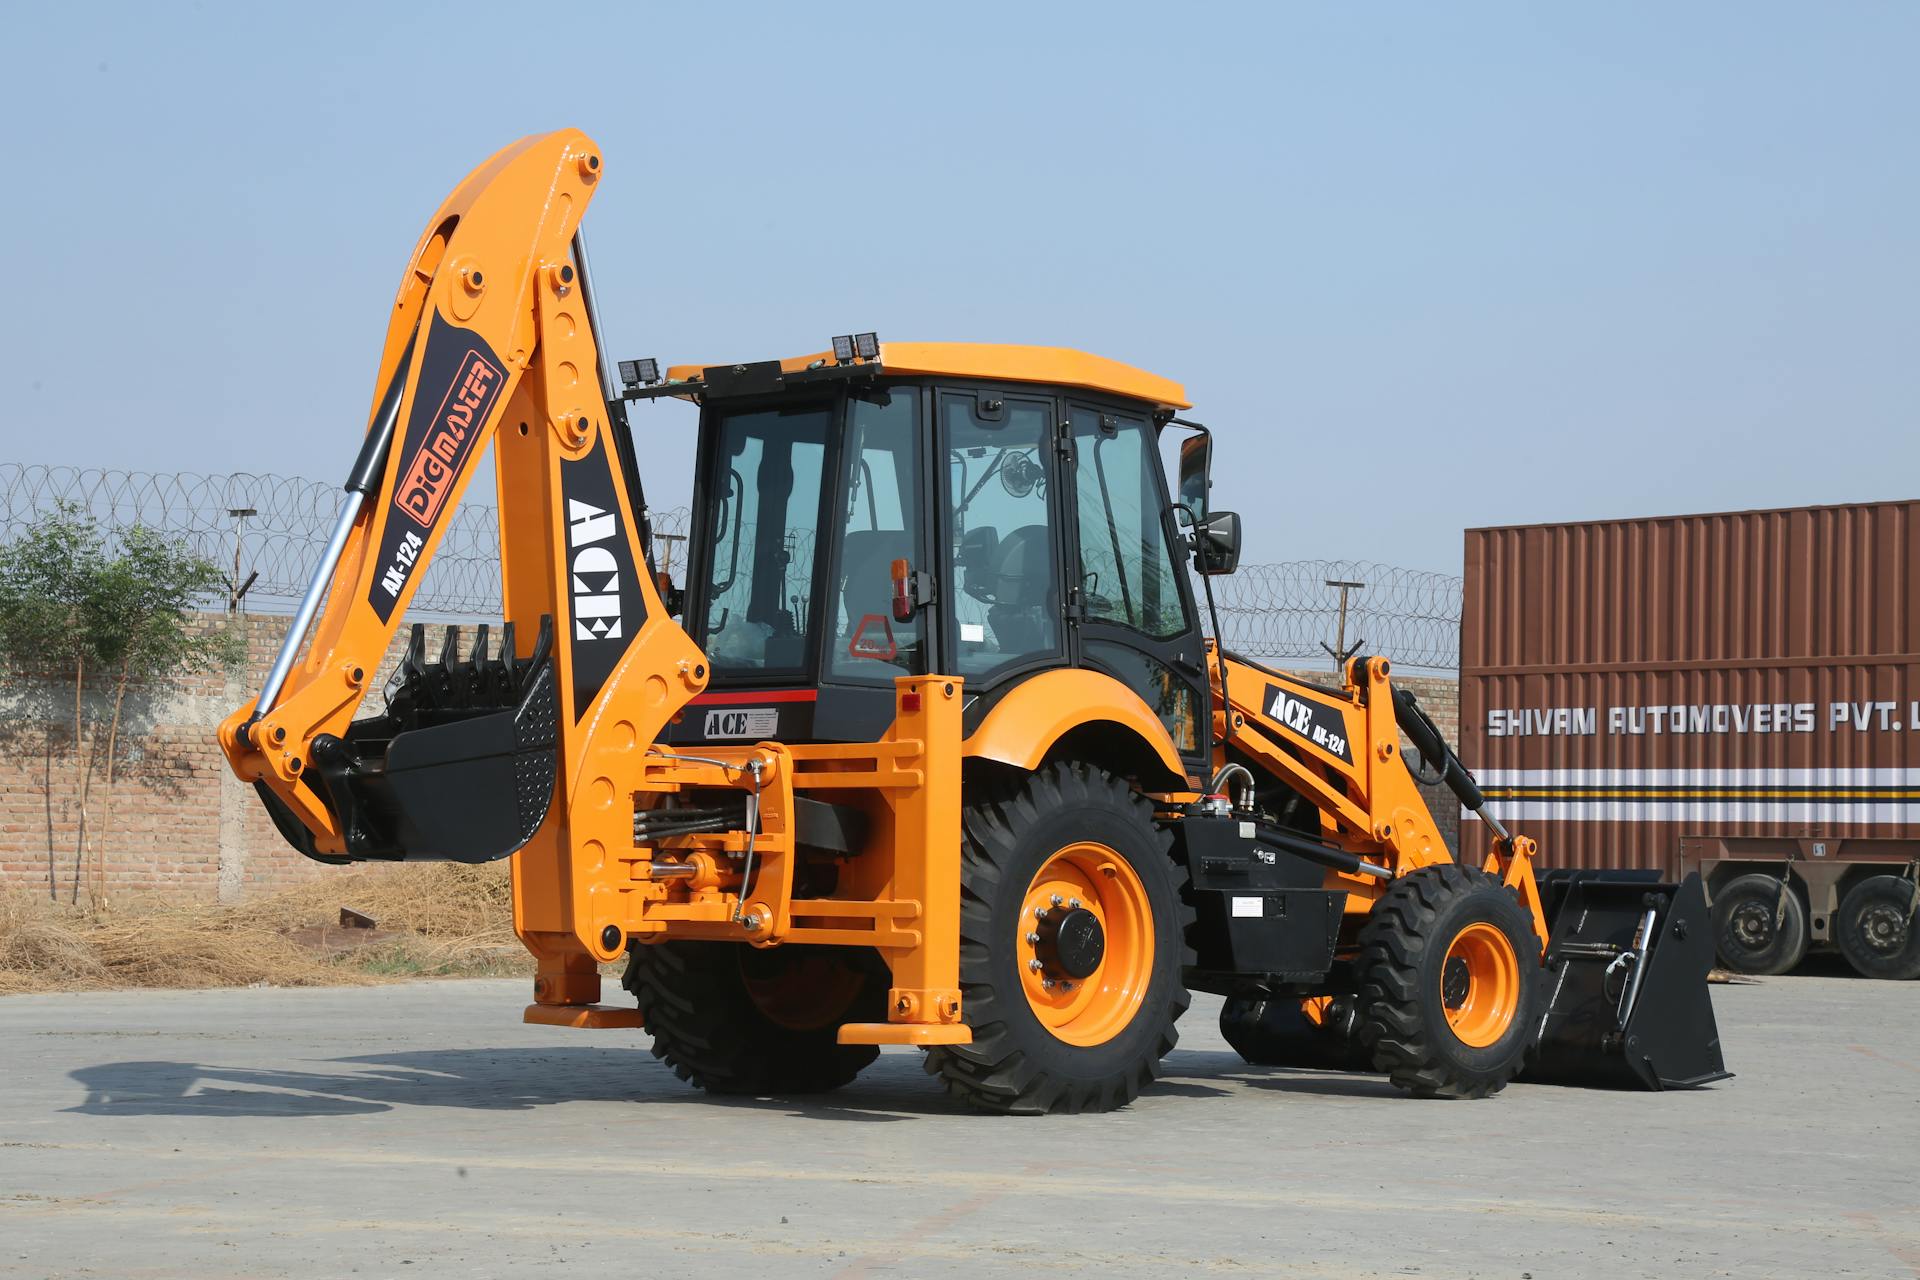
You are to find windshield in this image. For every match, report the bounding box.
[700,404,829,672]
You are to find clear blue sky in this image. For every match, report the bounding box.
[2,2,1913,572]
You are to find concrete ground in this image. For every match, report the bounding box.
[1,965,1915,1280]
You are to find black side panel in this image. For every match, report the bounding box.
[368,313,508,622]
[558,434,649,720]
[1174,815,1347,987]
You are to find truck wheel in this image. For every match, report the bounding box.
[924,761,1193,1114]
[1711,873,1809,976]
[1835,876,1920,980]
[624,942,888,1094]
[1220,996,1367,1071]
[1354,865,1541,1099]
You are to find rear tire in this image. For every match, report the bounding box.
[925,762,1193,1114]
[1711,872,1809,976]
[1835,876,1920,981]
[624,942,888,1095]
[1354,865,1541,1099]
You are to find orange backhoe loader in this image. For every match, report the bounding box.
[219,129,1728,1112]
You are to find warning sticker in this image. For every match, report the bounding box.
[848,613,898,661]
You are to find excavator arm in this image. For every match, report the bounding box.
[218,130,707,999]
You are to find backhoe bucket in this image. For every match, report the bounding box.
[258,618,560,865]
[1523,872,1732,1090]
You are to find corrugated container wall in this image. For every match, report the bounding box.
[1460,501,1920,876]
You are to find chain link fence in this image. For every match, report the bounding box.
[1,464,1461,669]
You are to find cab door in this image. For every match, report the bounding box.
[1063,403,1210,772]
[937,389,1068,690]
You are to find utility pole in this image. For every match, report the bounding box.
[1321,578,1366,672]
[654,531,688,580]
[226,507,258,613]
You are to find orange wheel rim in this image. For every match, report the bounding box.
[1440,922,1521,1049]
[1017,842,1155,1047]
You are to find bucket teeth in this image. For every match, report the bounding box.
[382,616,555,722]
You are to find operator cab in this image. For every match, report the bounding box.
[626,340,1237,777]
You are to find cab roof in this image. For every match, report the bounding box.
[664,341,1190,412]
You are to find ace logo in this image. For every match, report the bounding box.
[568,498,623,640]
[705,708,779,739]
[1264,684,1352,762]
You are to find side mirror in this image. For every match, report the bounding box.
[1177,434,1211,525]
[1195,511,1242,575]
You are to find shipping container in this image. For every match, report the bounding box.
[1460,500,1920,978]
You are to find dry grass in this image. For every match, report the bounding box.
[0,864,530,994]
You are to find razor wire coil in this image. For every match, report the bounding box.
[0,464,1460,669]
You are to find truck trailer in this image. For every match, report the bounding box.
[1461,500,1920,979]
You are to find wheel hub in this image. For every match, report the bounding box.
[1036,905,1106,979]
[1016,841,1156,1048]
[1730,902,1774,948]
[1442,956,1471,1009]
[1861,904,1907,953]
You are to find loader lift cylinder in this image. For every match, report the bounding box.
[1390,684,1512,843]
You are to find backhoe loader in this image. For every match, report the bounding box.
[220,129,1728,1112]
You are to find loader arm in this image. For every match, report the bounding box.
[218,130,708,999]
[1207,645,1550,949]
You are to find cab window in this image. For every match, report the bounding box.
[943,393,1062,679]
[1070,408,1188,639]
[701,404,828,673]
[829,389,925,682]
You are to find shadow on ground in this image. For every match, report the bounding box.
[64,1043,1330,1120]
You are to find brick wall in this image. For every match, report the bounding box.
[0,613,472,905]
[0,615,1465,904]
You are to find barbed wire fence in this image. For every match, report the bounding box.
[0,464,1462,670]
[1205,561,1463,672]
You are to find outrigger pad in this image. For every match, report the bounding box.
[1525,872,1732,1090]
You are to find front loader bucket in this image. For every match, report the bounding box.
[1523,872,1732,1091]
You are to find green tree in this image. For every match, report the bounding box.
[0,504,243,906]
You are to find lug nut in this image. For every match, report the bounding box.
[1042,979,1056,990]
[1026,932,1041,945]
[1027,958,1043,972]
[1068,898,1082,909]
[1051,894,1064,907]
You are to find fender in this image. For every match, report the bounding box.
[962,668,1189,791]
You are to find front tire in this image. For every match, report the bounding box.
[1835,876,1920,980]
[1354,865,1542,1099]
[624,942,889,1095]
[925,762,1193,1114]
[1712,872,1809,976]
